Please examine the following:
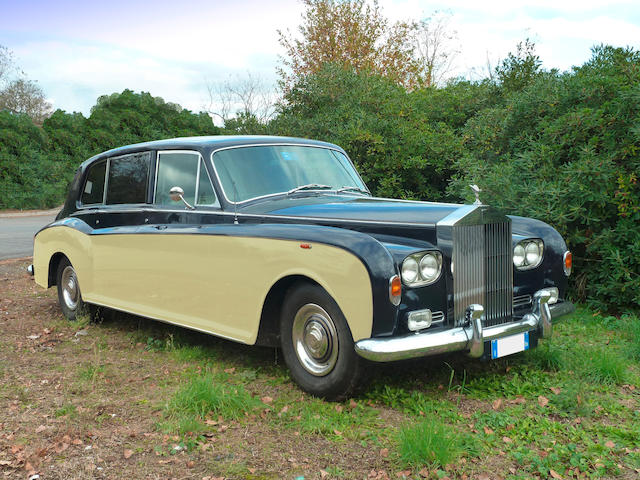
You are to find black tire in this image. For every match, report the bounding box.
[56,257,86,321]
[280,283,366,400]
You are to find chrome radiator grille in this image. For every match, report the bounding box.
[452,221,513,327]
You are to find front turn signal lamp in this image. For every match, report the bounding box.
[389,275,402,306]
[563,251,572,276]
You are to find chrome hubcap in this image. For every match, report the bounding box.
[292,303,338,376]
[61,266,79,310]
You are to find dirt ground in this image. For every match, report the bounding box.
[0,258,413,480]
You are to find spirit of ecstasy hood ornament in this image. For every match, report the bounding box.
[469,184,482,205]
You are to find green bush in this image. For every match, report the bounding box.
[0,91,220,210]
[273,64,464,201]
[450,46,640,311]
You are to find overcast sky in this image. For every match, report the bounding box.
[1,0,639,116]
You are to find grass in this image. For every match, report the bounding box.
[396,419,477,469]
[167,372,264,419]
[54,403,78,418]
[3,261,639,479]
[578,348,629,384]
[161,371,265,436]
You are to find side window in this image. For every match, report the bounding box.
[106,152,151,205]
[81,160,106,205]
[155,152,218,207]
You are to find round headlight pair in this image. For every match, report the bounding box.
[514,239,544,270]
[401,252,442,286]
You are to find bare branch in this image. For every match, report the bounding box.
[204,72,277,125]
[413,12,460,87]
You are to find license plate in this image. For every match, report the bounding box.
[491,332,529,359]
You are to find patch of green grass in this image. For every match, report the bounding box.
[524,341,564,371]
[548,382,592,418]
[77,363,105,382]
[324,465,345,477]
[465,366,551,398]
[172,344,217,363]
[620,313,640,361]
[366,384,462,422]
[166,373,264,421]
[55,403,77,418]
[577,348,629,385]
[396,419,477,469]
[280,397,382,440]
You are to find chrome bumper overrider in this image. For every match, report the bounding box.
[355,289,575,362]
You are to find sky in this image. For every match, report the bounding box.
[1,0,639,117]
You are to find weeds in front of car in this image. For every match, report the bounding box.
[163,372,264,428]
[396,419,478,469]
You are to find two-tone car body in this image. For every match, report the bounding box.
[30,136,574,399]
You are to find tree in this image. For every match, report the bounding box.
[273,64,463,201]
[205,72,277,127]
[277,0,419,91]
[0,44,52,124]
[0,45,18,84]
[413,12,460,87]
[0,78,52,125]
[495,38,542,92]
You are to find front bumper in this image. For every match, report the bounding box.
[355,289,575,362]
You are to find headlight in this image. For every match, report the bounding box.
[401,252,442,287]
[401,256,419,284]
[513,244,525,267]
[514,239,544,270]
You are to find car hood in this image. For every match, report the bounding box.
[240,195,463,225]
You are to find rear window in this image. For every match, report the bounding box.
[106,152,151,205]
[81,160,106,205]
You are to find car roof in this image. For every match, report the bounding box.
[81,136,342,168]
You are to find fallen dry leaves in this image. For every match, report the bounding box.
[549,468,563,479]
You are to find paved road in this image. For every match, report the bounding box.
[0,212,58,260]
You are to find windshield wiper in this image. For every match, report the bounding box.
[287,183,332,195]
[336,186,370,195]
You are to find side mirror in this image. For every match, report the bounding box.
[169,186,195,210]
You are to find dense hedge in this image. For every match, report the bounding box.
[0,90,219,210]
[448,46,640,311]
[1,48,638,312]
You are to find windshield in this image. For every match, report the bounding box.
[212,145,368,203]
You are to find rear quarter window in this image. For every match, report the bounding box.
[81,160,106,205]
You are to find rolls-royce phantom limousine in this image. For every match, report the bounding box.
[29,136,574,399]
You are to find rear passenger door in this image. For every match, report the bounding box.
[89,151,152,305]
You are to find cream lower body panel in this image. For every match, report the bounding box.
[34,226,374,344]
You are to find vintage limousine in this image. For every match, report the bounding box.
[30,136,574,399]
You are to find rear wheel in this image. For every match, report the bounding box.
[56,258,85,321]
[280,283,366,400]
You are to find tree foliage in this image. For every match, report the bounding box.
[273,64,463,201]
[1,90,219,210]
[0,44,52,124]
[278,0,419,90]
[450,45,640,311]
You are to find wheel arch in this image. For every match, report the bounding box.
[47,252,69,288]
[255,274,320,347]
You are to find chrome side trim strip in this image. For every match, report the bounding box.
[70,207,439,227]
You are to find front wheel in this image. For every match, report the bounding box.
[56,257,86,321]
[280,283,366,400]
